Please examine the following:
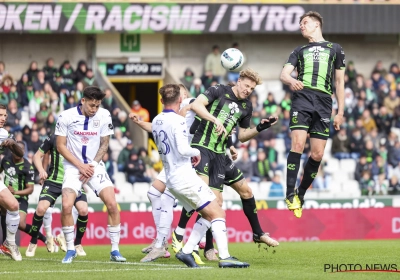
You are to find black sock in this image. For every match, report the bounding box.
[241,196,263,235]
[204,229,214,251]
[1,215,6,243]
[286,151,302,197]
[298,156,321,197]
[174,208,193,242]
[24,224,46,243]
[30,212,44,245]
[75,215,88,246]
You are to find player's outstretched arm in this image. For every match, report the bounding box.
[93,135,110,163]
[334,68,345,130]
[129,113,152,133]
[174,126,200,158]
[280,65,303,92]
[56,135,94,178]
[238,116,278,143]
[191,95,226,136]
[1,138,24,157]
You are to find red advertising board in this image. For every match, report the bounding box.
[20,208,400,246]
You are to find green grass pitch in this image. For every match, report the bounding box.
[0,240,399,280]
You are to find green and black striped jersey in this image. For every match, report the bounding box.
[39,134,64,185]
[285,41,345,95]
[0,156,34,200]
[191,85,252,153]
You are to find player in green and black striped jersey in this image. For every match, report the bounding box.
[0,141,47,246]
[26,134,89,257]
[280,11,345,218]
[190,68,278,202]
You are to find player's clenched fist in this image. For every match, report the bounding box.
[191,154,201,167]
[213,118,227,137]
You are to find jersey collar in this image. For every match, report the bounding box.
[77,104,83,115]
[162,109,176,113]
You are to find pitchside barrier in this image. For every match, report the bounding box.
[18,208,400,246]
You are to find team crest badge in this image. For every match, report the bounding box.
[93,120,100,128]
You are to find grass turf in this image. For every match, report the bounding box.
[0,240,399,280]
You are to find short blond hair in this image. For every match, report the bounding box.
[239,68,262,85]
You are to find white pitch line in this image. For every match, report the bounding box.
[0,267,212,274]
[26,258,186,267]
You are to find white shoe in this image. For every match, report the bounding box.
[55,234,67,252]
[75,245,86,256]
[2,241,22,261]
[46,236,54,253]
[25,243,37,257]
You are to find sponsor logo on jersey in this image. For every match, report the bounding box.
[81,136,89,144]
[229,102,239,114]
[93,120,100,128]
[7,167,16,176]
[74,131,98,136]
[305,46,329,64]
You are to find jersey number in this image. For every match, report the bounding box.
[97,173,111,183]
[153,130,170,155]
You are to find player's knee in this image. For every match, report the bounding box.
[77,207,88,216]
[62,202,73,214]
[310,151,324,162]
[36,204,49,216]
[239,185,253,199]
[106,201,118,215]
[8,200,19,212]
[292,142,305,153]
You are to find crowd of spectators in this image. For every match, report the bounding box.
[2,51,400,198]
[0,59,156,192]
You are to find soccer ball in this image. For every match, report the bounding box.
[220,48,244,71]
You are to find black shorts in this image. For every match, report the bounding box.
[17,198,28,213]
[39,180,87,207]
[289,88,332,140]
[223,155,244,187]
[194,146,225,192]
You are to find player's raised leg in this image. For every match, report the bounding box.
[295,137,326,217]
[0,187,22,261]
[285,130,306,215]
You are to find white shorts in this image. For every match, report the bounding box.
[63,162,113,197]
[156,168,166,184]
[167,170,215,213]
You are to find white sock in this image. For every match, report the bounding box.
[6,210,20,245]
[182,218,210,255]
[194,244,199,251]
[155,190,175,248]
[200,235,206,244]
[72,206,79,225]
[108,224,120,252]
[62,226,75,251]
[43,208,53,238]
[175,226,185,237]
[211,218,230,259]
[147,186,162,231]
